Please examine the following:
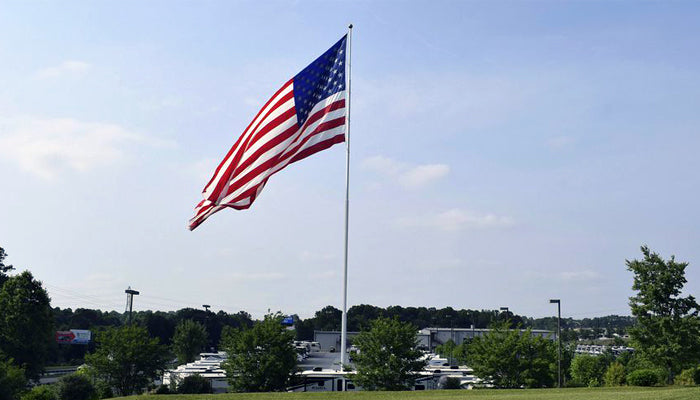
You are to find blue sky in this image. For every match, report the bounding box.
[1,1,699,319]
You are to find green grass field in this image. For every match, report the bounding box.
[115,386,700,400]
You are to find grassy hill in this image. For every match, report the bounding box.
[115,386,700,400]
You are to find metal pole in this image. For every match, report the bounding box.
[340,23,353,369]
[125,287,140,325]
[557,302,562,388]
[550,299,561,388]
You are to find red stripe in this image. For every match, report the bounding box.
[288,134,346,165]
[230,106,296,178]
[224,99,345,193]
[202,80,293,202]
[224,110,345,197]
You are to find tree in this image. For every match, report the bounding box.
[313,305,341,331]
[465,321,556,388]
[0,358,26,400]
[352,317,427,391]
[173,319,208,364]
[85,325,168,396]
[0,271,54,379]
[0,247,14,288]
[627,246,700,382]
[55,374,96,400]
[177,374,213,394]
[221,313,297,392]
[570,354,605,387]
[603,362,626,386]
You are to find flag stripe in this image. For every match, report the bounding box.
[190,35,348,230]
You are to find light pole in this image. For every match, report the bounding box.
[125,287,140,325]
[550,299,561,388]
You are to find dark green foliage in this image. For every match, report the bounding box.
[675,367,698,386]
[465,321,556,388]
[440,376,462,389]
[627,368,664,386]
[352,317,427,391]
[570,354,606,387]
[627,246,700,382]
[0,271,54,379]
[0,247,15,288]
[0,358,26,400]
[695,367,700,385]
[153,384,170,394]
[56,374,96,400]
[85,325,168,396]
[173,320,208,364]
[177,374,212,394]
[603,362,626,386]
[20,386,57,400]
[221,313,297,392]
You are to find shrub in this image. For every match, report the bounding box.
[56,374,97,400]
[153,384,171,394]
[21,386,57,400]
[627,369,663,387]
[570,355,605,387]
[178,374,212,394]
[440,376,462,389]
[94,380,113,399]
[603,362,626,386]
[675,367,697,386]
[694,367,700,385]
[0,359,27,400]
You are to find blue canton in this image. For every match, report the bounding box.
[293,35,347,127]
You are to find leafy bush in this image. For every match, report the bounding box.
[570,355,605,387]
[694,367,700,385]
[178,374,212,394]
[0,359,27,400]
[627,369,663,387]
[440,376,462,389]
[153,384,171,394]
[56,374,97,400]
[675,367,696,385]
[603,362,625,386]
[20,386,57,400]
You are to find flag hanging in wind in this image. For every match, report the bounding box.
[189,35,348,230]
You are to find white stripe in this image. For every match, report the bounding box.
[218,90,346,206]
[223,115,345,205]
[202,82,293,199]
[280,107,345,159]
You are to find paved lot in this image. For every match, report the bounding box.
[299,351,354,371]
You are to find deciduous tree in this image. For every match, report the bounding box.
[85,325,168,396]
[627,246,700,382]
[465,321,556,388]
[173,319,208,364]
[221,313,297,392]
[0,271,54,379]
[352,317,427,390]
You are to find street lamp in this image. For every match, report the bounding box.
[549,299,562,388]
[125,287,140,325]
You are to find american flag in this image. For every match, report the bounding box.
[189,35,348,230]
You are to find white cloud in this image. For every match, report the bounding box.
[396,208,514,231]
[361,155,449,189]
[36,60,91,79]
[0,117,171,179]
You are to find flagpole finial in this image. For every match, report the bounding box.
[348,23,353,29]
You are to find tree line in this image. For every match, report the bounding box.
[2,245,700,398]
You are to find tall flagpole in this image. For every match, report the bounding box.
[340,23,353,368]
